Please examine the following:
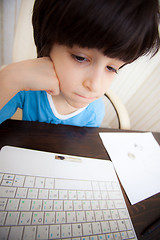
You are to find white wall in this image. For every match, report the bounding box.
[1,0,160,131]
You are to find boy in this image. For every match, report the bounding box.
[0,0,159,127]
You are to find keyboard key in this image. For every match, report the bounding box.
[77,191,85,199]
[49,190,58,199]
[8,226,23,240]
[27,188,38,199]
[111,209,119,220]
[38,189,49,199]
[64,200,73,211]
[82,200,91,210]
[98,235,106,240]
[117,219,127,231]
[61,224,72,238]
[56,211,66,223]
[109,220,119,232]
[0,212,7,225]
[44,212,55,224]
[4,174,14,181]
[76,211,86,222]
[0,198,7,210]
[0,226,9,240]
[31,200,42,211]
[43,200,53,211]
[19,212,32,225]
[101,221,110,233]
[5,212,20,225]
[0,186,16,198]
[86,211,95,222]
[74,201,82,210]
[13,175,25,187]
[91,200,99,210]
[82,222,92,235]
[55,179,92,190]
[69,190,77,199]
[32,212,44,225]
[36,225,49,239]
[95,210,104,221]
[6,198,19,211]
[23,226,36,240]
[103,210,112,221]
[45,178,54,189]
[54,200,63,211]
[59,190,68,199]
[106,233,114,240]
[67,211,76,223]
[92,222,102,234]
[35,177,45,188]
[24,176,35,188]
[72,223,82,237]
[49,225,60,239]
[19,199,31,211]
[16,187,28,198]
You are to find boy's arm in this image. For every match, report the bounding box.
[0,57,59,110]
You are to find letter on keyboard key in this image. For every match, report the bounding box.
[8,226,23,240]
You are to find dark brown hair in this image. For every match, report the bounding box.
[32,0,160,63]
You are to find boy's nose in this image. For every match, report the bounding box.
[83,69,103,93]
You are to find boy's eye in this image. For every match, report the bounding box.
[71,54,88,63]
[106,66,118,74]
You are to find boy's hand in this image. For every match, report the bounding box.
[0,57,60,110]
[12,57,60,94]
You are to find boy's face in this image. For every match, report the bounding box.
[50,44,124,109]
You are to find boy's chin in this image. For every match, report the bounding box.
[67,100,89,110]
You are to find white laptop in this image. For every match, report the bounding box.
[0,146,137,240]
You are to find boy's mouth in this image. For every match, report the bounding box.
[75,93,97,101]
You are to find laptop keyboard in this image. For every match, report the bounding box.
[0,173,137,240]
